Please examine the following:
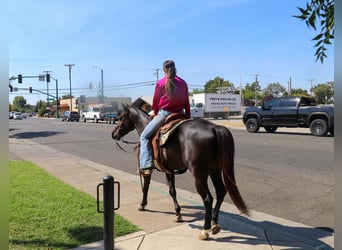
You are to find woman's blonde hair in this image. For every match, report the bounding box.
[163,60,177,97]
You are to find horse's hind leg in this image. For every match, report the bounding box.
[138,174,151,211]
[195,175,213,240]
[210,169,227,234]
[165,173,182,222]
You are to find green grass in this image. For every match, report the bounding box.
[9,161,140,250]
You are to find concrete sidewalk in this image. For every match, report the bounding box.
[9,120,333,249]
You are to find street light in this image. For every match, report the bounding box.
[65,64,75,111]
[93,66,104,103]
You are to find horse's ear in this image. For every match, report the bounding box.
[122,103,129,112]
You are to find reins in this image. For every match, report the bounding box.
[115,138,139,153]
[115,138,145,192]
[113,106,152,193]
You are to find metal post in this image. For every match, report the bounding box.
[103,176,114,250]
[93,66,104,103]
[43,70,51,107]
[97,175,120,250]
[65,64,75,111]
[56,79,59,118]
[100,69,104,103]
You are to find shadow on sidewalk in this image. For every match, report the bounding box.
[134,204,333,248]
[186,208,334,249]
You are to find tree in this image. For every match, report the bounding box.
[264,82,287,97]
[290,88,310,96]
[243,82,262,105]
[12,96,27,111]
[312,81,334,104]
[61,94,74,99]
[36,100,47,116]
[204,77,235,93]
[294,0,334,63]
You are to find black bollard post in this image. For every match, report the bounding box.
[103,175,114,250]
[97,175,114,250]
[97,175,120,250]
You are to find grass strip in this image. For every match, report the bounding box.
[9,161,140,250]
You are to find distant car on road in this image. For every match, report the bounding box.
[62,111,80,122]
[22,113,27,119]
[13,112,22,120]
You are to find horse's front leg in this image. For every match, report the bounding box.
[165,173,182,222]
[138,174,151,211]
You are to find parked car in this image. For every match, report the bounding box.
[62,111,80,122]
[22,113,27,118]
[9,111,16,119]
[13,112,22,120]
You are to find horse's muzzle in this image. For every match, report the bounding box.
[112,131,121,140]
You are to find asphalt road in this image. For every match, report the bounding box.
[9,117,334,231]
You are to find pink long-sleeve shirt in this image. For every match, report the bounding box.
[152,76,190,117]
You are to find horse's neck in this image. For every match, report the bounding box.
[132,109,150,136]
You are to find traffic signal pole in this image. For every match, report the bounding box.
[12,73,59,118]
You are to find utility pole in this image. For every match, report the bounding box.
[153,68,160,82]
[65,64,75,111]
[308,79,315,97]
[100,68,104,103]
[254,74,259,106]
[43,70,52,106]
[288,77,292,96]
[93,66,104,103]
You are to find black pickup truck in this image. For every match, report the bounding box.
[243,96,334,136]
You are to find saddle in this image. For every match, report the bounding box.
[151,113,189,174]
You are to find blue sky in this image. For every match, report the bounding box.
[8,0,334,105]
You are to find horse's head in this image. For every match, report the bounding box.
[112,104,136,140]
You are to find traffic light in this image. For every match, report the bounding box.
[18,74,23,84]
[46,73,50,82]
[29,87,32,93]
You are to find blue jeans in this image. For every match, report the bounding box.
[139,109,172,170]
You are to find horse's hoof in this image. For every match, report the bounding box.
[198,230,210,240]
[137,204,145,211]
[211,223,221,235]
[173,215,183,222]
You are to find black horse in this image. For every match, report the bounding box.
[112,100,249,240]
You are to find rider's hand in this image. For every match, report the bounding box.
[148,110,156,117]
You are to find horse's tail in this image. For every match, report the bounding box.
[214,126,250,216]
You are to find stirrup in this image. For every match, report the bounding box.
[140,168,153,176]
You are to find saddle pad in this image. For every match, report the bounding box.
[159,119,189,146]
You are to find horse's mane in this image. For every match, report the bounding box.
[131,97,148,109]
[130,98,152,115]
[122,98,151,120]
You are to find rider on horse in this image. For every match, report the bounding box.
[139,60,190,176]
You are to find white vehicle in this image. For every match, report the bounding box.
[190,93,242,119]
[81,104,117,123]
[13,112,22,120]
